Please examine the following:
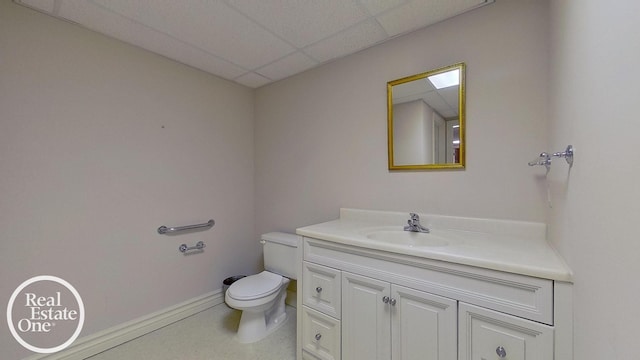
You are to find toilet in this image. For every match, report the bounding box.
[225,232,299,343]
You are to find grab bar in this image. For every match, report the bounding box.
[157,219,214,235]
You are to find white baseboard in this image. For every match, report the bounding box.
[25,290,225,360]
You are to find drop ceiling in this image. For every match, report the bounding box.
[16,0,493,88]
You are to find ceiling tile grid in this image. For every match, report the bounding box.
[90,0,297,69]
[376,0,488,36]
[228,0,370,48]
[57,0,249,79]
[255,51,318,82]
[303,18,388,63]
[15,0,493,88]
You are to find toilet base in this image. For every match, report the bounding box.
[235,311,288,344]
[232,279,289,344]
[235,308,288,344]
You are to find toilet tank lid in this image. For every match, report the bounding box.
[261,232,299,247]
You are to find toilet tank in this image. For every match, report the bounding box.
[262,232,299,279]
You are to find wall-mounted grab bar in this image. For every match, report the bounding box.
[179,241,206,254]
[157,219,214,235]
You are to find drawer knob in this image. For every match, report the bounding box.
[382,296,390,304]
[389,298,397,306]
[315,286,322,293]
[496,346,507,358]
[315,333,322,341]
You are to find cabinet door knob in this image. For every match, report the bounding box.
[389,298,397,306]
[382,296,390,304]
[315,333,322,341]
[315,286,322,293]
[496,346,507,358]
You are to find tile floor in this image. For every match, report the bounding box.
[86,304,296,360]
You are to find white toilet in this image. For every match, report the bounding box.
[225,232,299,343]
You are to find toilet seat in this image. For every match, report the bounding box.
[227,271,283,301]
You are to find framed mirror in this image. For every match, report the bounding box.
[387,62,465,170]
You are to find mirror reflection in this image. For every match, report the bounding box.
[387,63,465,170]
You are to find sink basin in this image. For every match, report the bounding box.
[363,228,449,247]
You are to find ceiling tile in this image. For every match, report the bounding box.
[257,52,319,82]
[16,0,494,88]
[90,0,295,69]
[393,78,435,101]
[304,19,387,63]
[58,0,247,79]
[358,0,407,16]
[228,0,369,48]
[377,0,489,37]
[439,86,460,109]
[423,91,452,113]
[234,72,272,88]
[19,0,55,13]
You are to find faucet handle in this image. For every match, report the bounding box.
[409,213,419,220]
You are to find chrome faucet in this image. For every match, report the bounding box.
[404,213,430,233]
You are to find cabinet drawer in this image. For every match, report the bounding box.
[459,303,554,360]
[303,261,341,319]
[302,306,341,360]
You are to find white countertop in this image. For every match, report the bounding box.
[296,208,573,282]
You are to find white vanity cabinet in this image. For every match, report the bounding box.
[296,209,573,360]
[342,271,457,360]
[297,236,572,360]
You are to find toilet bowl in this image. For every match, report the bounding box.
[224,232,299,343]
[225,271,290,343]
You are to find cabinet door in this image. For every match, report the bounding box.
[459,303,553,360]
[342,272,391,360]
[391,285,457,360]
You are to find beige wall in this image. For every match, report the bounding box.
[0,2,258,358]
[549,0,640,358]
[254,0,550,235]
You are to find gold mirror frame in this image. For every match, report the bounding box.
[387,62,466,170]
